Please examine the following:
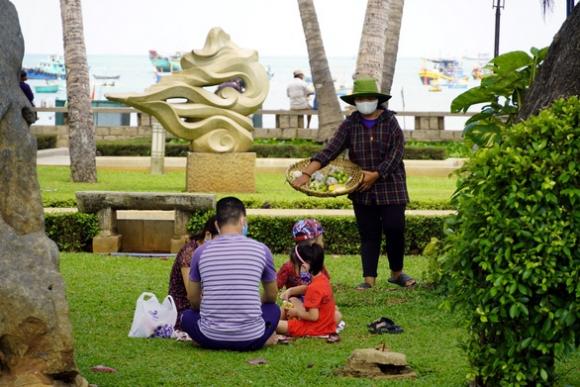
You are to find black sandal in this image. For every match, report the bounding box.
[368,317,404,334]
[355,282,372,290]
[388,273,416,288]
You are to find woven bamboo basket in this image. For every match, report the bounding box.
[286,158,363,197]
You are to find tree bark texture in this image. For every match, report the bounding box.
[381,0,405,96]
[60,0,97,182]
[518,4,580,120]
[354,0,389,85]
[297,0,344,141]
[0,2,87,386]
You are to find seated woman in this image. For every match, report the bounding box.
[168,216,218,332]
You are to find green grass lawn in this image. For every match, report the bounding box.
[38,166,456,208]
[60,253,579,386]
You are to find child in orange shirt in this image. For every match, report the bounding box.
[277,243,337,337]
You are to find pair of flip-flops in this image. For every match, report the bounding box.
[368,317,404,334]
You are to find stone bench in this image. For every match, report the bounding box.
[76,191,215,254]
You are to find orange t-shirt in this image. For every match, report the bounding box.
[288,273,336,337]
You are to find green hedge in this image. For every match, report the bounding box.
[43,210,448,255]
[242,197,453,211]
[187,212,450,255]
[41,196,454,211]
[36,134,57,150]
[96,140,448,160]
[45,212,99,252]
[445,97,580,385]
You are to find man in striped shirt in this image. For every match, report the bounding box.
[181,197,280,351]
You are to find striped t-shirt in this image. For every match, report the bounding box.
[189,234,276,342]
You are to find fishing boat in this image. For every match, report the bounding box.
[419,58,470,87]
[93,74,120,80]
[24,55,66,80]
[149,50,181,73]
[34,84,59,93]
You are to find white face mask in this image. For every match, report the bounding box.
[355,99,378,115]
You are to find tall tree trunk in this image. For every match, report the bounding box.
[297,0,344,142]
[518,3,580,120]
[60,0,97,182]
[381,0,405,96]
[354,0,389,84]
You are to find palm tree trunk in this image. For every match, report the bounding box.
[297,0,344,142]
[354,0,389,85]
[381,0,405,96]
[518,3,580,120]
[60,0,97,182]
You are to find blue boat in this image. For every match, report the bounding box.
[148,50,181,73]
[23,55,66,80]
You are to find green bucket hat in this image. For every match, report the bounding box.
[340,77,391,106]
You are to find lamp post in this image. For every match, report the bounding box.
[567,0,575,16]
[493,0,505,58]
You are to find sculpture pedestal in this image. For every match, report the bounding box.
[186,152,256,193]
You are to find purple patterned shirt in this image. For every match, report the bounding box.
[313,109,409,205]
[190,234,276,342]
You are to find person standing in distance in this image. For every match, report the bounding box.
[287,69,314,128]
[292,77,416,289]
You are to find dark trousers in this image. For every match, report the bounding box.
[353,202,406,277]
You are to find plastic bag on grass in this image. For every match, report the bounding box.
[128,292,177,338]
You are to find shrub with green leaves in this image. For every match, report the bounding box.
[187,212,450,256]
[445,97,579,386]
[45,212,99,252]
[35,134,57,149]
[451,47,547,147]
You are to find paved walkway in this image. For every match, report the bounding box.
[37,148,464,176]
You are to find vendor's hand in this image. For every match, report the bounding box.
[279,289,291,301]
[358,170,380,191]
[291,174,310,188]
[287,307,299,318]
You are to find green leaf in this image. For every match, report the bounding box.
[491,50,532,73]
[451,87,493,112]
[540,368,548,381]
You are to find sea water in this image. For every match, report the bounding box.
[23,54,483,131]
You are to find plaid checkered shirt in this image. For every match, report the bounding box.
[312,109,409,205]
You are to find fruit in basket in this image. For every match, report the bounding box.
[290,165,353,193]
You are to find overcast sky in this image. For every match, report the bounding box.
[12,0,571,58]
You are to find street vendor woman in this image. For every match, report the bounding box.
[291,77,415,289]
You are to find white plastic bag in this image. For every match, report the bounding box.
[128,292,177,338]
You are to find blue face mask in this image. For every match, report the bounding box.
[242,222,249,236]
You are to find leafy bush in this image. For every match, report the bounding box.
[421,237,444,286]
[404,146,447,160]
[96,138,449,160]
[187,212,450,255]
[451,47,547,147]
[45,212,99,252]
[406,140,470,158]
[444,97,580,386]
[36,134,57,149]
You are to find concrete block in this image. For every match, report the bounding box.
[186,152,256,193]
[117,219,144,252]
[143,220,173,252]
[95,127,109,136]
[93,234,122,253]
[109,127,126,136]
